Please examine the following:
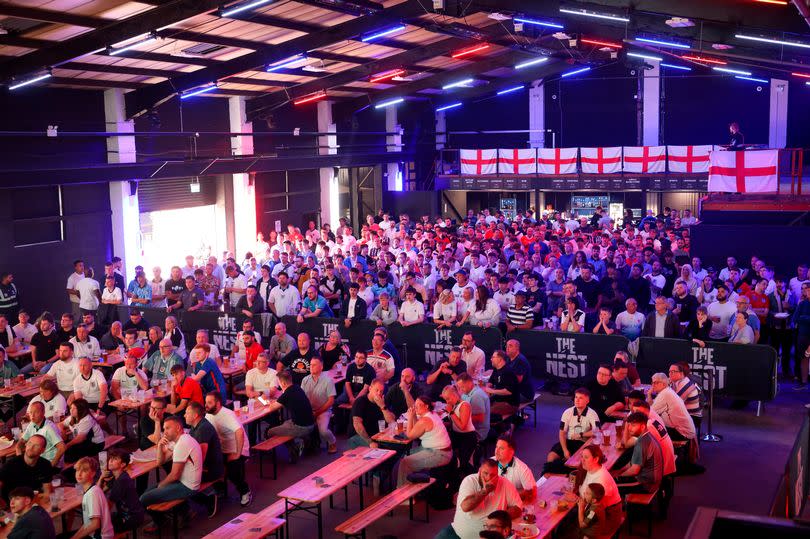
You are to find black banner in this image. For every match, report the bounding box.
[509,330,629,383]
[636,337,777,401]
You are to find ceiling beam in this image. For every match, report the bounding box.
[57,62,174,78]
[156,30,258,50]
[123,0,430,118]
[308,51,364,64]
[106,50,219,67]
[294,0,384,17]
[0,0,222,83]
[0,4,103,28]
[0,35,51,48]
[48,77,146,89]
[226,13,323,34]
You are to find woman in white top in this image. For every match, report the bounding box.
[61,398,105,463]
[150,266,167,308]
[560,297,586,333]
[164,316,187,360]
[462,286,501,328]
[433,289,458,327]
[674,264,698,296]
[397,395,452,486]
[697,275,718,306]
[441,385,477,475]
[575,445,623,530]
[729,312,755,344]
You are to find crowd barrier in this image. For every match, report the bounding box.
[770,409,810,519]
[116,306,777,402]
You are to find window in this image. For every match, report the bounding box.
[12,186,63,247]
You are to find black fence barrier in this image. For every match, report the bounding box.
[509,330,630,383]
[636,337,778,401]
[770,409,810,519]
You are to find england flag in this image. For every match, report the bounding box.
[580,147,622,174]
[708,150,778,193]
[537,148,578,175]
[460,149,497,175]
[667,145,712,173]
[623,146,666,173]
[498,148,537,174]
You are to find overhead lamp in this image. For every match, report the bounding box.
[559,8,629,23]
[451,44,490,59]
[267,55,307,72]
[294,92,327,105]
[189,178,201,193]
[370,69,405,83]
[109,33,157,56]
[734,34,810,49]
[681,54,726,65]
[581,38,622,49]
[180,83,217,99]
[361,25,406,42]
[792,72,810,79]
[436,102,462,112]
[712,43,734,50]
[220,0,275,17]
[561,66,591,78]
[736,76,768,83]
[514,57,548,69]
[628,52,662,61]
[754,0,788,4]
[635,36,690,49]
[513,17,564,29]
[374,97,404,109]
[713,66,752,76]
[665,17,694,28]
[8,71,51,91]
[496,85,524,95]
[442,78,473,90]
[660,63,691,71]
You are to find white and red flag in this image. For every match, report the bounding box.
[580,147,622,173]
[498,148,537,174]
[537,147,578,174]
[623,146,666,173]
[460,149,497,175]
[667,145,712,173]
[708,150,778,193]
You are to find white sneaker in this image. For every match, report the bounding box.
[240,491,253,507]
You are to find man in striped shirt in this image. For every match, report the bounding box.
[668,362,702,432]
[505,291,533,333]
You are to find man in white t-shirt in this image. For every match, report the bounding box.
[72,357,108,410]
[28,379,67,422]
[268,272,301,318]
[45,342,79,398]
[205,392,252,507]
[69,324,101,360]
[460,333,486,378]
[140,416,202,519]
[245,353,279,399]
[76,268,101,315]
[110,354,148,400]
[66,259,85,321]
[224,266,247,309]
[707,285,737,340]
[439,459,522,539]
[546,387,601,467]
[492,436,536,502]
[18,401,65,466]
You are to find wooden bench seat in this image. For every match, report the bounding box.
[253,436,292,479]
[257,499,288,518]
[335,478,436,539]
[517,391,542,428]
[626,489,659,537]
[202,511,285,539]
[147,480,218,538]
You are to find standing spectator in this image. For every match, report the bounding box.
[768,277,795,377]
[128,271,152,308]
[163,267,186,313]
[297,285,333,322]
[98,276,123,325]
[76,268,101,316]
[615,298,645,342]
[672,282,699,324]
[684,306,713,347]
[301,358,337,454]
[224,265,248,312]
[795,283,810,389]
[707,285,737,341]
[66,260,85,321]
[0,273,20,322]
[236,285,265,318]
[370,292,398,326]
[460,333,486,379]
[265,370,316,463]
[268,272,301,318]
[641,297,680,338]
[204,392,252,506]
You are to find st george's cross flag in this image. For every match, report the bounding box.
[622,146,666,173]
[708,150,778,193]
[667,145,712,173]
[460,149,497,175]
[537,147,578,174]
[498,148,537,174]
[580,147,622,174]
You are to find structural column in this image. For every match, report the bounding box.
[104,89,140,282]
[642,60,661,146]
[435,110,446,151]
[385,106,402,191]
[317,100,339,230]
[769,78,788,149]
[529,81,545,148]
[228,96,257,258]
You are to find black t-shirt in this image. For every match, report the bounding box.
[318,344,346,371]
[30,331,60,361]
[88,324,107,341]
[490,366,519,406]
[525,288,547,325]
[0,456,55,501]
[100,332,124,351]
[164,279,185,307]
[506,354,533,401]
[278,385,315,427]
[190,418,225,481]
[351,395,384,437]
[56,327,76,344]
[585,378,625,422]
[122,318,150,334]
[0,327,15,348]
[428,360,467,399]
[108,471,145,526]
[344,362,376,396]
[673,294,699,324]
[7,505,55,539]
[138,415,163,450]
[574,277,601,309]
[281,347,316,386]
[384,382,423,417]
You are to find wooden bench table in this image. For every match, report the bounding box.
[202,512,285,539]
[253,436,292,479]
[517,475,578,539]
[565,424,627,470]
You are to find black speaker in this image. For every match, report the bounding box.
[128,180,138,196]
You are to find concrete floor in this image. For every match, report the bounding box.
[175,381,807,539]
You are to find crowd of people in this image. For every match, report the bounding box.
[0,204,806,538]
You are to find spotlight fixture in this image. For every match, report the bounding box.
[220,0,276,18]
[514,57,548,69]
[109,33,157,56]
[442,78,474,90]
[713,66,752,76]
[436,102,462,112]
[559,8,629,23]
[8,71,52,90]
[374,97,405,109]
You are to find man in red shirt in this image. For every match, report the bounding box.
[242,332,265,370]
[746,279,770,336]
[167,363,203,414]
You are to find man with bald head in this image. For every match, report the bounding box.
[18,400,65,467]
[280,332,315,385]
[143,338,183,382]
[384,368,421,416]
[504,339,533,403]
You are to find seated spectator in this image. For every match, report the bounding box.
[572,445,622,528]
[140,416,203,526]
[642,296,680,338]
[69,324,101,360]
[585,364,625,422]
[340,283,367,328]
[189,344,227,402]
[142,338,182,383]
[194,329,221,366]
[577,483,613,539]
[184,401,225,487]
[122,309,150,337]
[18,401,64,467]
[140,397,166,454]
[231,320,262,363]
[611,412,663,494]
[492,436,536,502]
[669,362,703,431]
[370,292,398,327]
[60,398,105,463]
[684,306,713,347]
[396,395,452,486]
[45,342,78,399]
[0,434,55,501]
[384,368,419,417]
[279,333,315,386]
[27,378,67,422]
[204,391,252,507]
[318,330,350,371]
[265,370,316,463]
[98,449,146,535]
[611,360,633,395]
[297,285,333,322]
[339,350,375,406]
[71,356,109,411]
[366,333,395,383]
[302,358,337,454]
[442,385,477,476]
[462,286,501,329]
[236,285,264,318]
[433,289,458,327]
[504,290,532,332]
[426,347,467,400]
[481,510,512,539]
[7,486,56,539]
[729,312,755,344]
[349,378,395,449]
[163,316,187,361]
[399,287,426,326]
[460,333,486,379]
[592,307,615,335]
[110,353,148,400]
[546,387,600,466]
[73,456,116,539]
[167,364,203,415]
[456,374,491,443]
[27,313,59,374]
[504,339,533,403]
[484,350,520,419]
[245,352,279,399]
[267,322,295,364]
[435,459,522,539]
[615,298,645,342]
[649,373,697,442]
[560,297,585,333]
[613,350,641,387]
[624,398,677,478]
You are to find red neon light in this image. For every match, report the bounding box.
[294,92,327,105]
[451,44,490,58]
[681,55,727,65]
[791,72,810,79]
[370,69,405,83]
[754,0,788,5]
[581,38,623,49]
